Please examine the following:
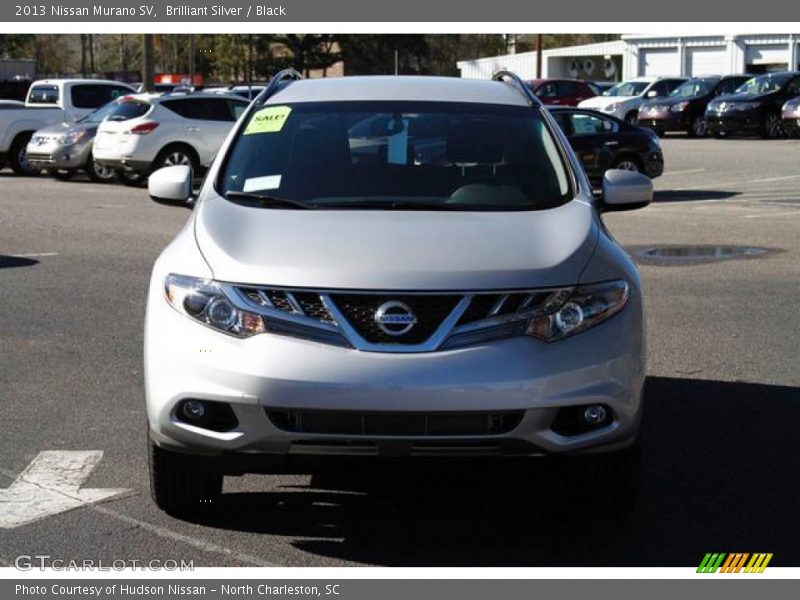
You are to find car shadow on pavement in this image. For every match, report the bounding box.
[654,190,740,203]
[203,376,800,566]
[0,255,39,269]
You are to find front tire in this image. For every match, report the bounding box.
[760,112,783,139]
[85,154,116,183]
[9,133,39,176]
[612,156,642,173]
[148,441,222,518]
[688,116,708,138]
[624,111,639,125]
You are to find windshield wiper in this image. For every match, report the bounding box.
[224,191,315,210]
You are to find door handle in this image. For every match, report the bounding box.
[187,127,200,132]
[604,140,619,146]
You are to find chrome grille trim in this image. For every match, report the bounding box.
[223,284,574,353]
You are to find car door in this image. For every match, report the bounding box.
[562,111,618,180]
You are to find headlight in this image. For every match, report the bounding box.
[165,274,265,337]
[603,103,620,112]
[57,130,86,146]
[670,101,690,112]
[526,280,629,342]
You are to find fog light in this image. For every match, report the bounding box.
[181,400,206,421]
[583,404,607,425]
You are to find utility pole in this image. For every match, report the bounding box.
[189,34,195,87]
[536,33,543,78]
[142,34,155,91]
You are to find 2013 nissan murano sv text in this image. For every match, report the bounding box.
[144,71,653,518]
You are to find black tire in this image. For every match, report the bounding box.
[52,169,76,181]
[612,155,642,173]
[115,168,146,187]
[148,440,222,518]
[687,116,708,138]
[760,111,783,139]
[85,154,116,183]
[561,442,641,517]
[624,111,639,125]
[8,133,40,176]
[153,144,200,174]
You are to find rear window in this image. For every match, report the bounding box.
[218,101,573,212]
[71,84,130,109]
[161,98,245,121]
[107,100,151,121]
[28,85,59,105]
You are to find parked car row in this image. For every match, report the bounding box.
[638,71,800,139]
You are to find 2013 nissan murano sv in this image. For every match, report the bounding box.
[144,71,653,517]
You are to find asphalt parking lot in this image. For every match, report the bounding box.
[1,136,799,567]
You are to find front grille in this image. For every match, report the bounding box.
[266,409,525,437]
[330,294,460,344]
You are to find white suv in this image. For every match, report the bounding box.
[93,92,250,183]
[578,77,686,123]
[145,71,653,518]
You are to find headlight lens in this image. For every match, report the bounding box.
[526,280,629,341]
[670,101,690,112]
[165,274,265,337]
[57,130,86,146]
[603,103,620,112]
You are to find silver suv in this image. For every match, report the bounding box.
[144,71,652,517]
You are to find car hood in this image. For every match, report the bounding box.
[33,122,92,136]
[194,195,598,290]
[579,95,636,108]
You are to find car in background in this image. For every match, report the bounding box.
[525,78,596,106]
[637,75,751,137]
[549,106,663,184]
[588,82,615,96]
[706,71,800,138]
[206,84,265,100]
[578,77,686,124]
[0,78,134,175]
[93,91,250,184]
[26,97,124,183]
[782,96,800,136]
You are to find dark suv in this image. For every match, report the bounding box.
[526,79,597,106]
[638,75,751,137]
[705,71,800,138]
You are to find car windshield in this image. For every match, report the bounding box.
[218,101,572,211]
[669,78,718,98]
[735,73,793,95]
[78,99,122,124]
[605,81,649,97]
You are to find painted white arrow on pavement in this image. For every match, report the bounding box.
[0,451,132,529]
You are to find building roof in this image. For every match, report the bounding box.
[267,75,530,106]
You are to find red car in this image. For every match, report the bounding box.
[526,78,597,106]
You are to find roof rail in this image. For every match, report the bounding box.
[492,70,542,107]
[254,68,304,104]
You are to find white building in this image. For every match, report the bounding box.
[457,34,800,81]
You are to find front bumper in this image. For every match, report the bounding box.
[25,142,90,170]
[145,283,646,461]
[706,112,762,133]
[638,111,691,133]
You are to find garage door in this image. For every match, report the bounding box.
[685,46,727,77]
[638,48,680,77]
[746,44,789,69]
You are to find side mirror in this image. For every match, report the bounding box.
[646,90,658,98]
[598,169,653,212]
[148,165,194,208]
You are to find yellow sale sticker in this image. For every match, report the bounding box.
[244,106,292,135]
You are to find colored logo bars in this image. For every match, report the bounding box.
[697,553,773,573]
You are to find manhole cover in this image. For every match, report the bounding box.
[628,244,777,266]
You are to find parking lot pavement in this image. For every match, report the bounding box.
[1,136,799,567]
